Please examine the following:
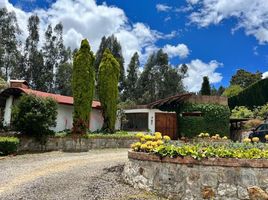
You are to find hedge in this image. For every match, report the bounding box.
[179,103,230,138]
[0,137,19,156]
[229,78,268,109]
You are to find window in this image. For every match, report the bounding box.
[122,113,148,131]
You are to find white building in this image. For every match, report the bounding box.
[1,80,103,132]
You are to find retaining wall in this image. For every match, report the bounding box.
[123,151,268,200]
[18,137,137,152]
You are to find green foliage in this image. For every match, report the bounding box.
[230,69,262,88]
[231,106,254,119]
[154,143,268,160]
[229,78,268,109]
[12,94,57,143]
[98,49,120,133]
[0,137,19,155]
[55,62,72,96]
[72,39,95,134]
[94,35,125,93]
[200,76,211,95]
[180,103,230,138]
[0,8,21,80]
[84,131,135,139]
[136,49,186,104]
[123,52,139,101]
[253,103,268,120]
[222,85,243,98]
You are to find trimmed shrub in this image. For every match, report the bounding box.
[0,137,19,155]
[229,78,268,109]
[231,106,254,119]
[72,39,95,134]
[98,49,120,133]
[180,103,230,138]
[12,94,57,144]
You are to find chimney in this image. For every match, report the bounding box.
[9,80,29,89]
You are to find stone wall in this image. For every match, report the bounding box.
[18,137,137,152]
[123,151,268,200]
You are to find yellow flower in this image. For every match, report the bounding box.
[243,138,251,143]
[140,137,146,142]
[222,136,228,140]
[265,135,268,141]
[144,135,153,141]
[151,141,158,147]
[140,144,147,150]
[204,133,210,137]
[131,142,142,149]
[145,141,152,146]
[163,135,171,141]
[252,137,260,143]
[136,132,144,138]
[157,140,164,145]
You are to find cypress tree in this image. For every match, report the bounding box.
[98,49,120,133]
[200,76,211,95]
[72,39,95,134]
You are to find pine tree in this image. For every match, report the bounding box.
[98,49,120,133]
[55,62,72,96]
[200,76,211,95]
[123,52,140,101]
[72,39,95,134]
[0,8,21,80]
[94,35,125,93]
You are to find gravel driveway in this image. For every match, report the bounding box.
[0,149,165,200]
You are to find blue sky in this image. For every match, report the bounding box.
[4,0,268,91]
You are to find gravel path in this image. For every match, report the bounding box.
[0,149,165,200]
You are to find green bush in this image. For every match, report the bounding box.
[229,78,268,109]
[253,103,268,119]
[180,103,230,138]
[222,85,243,98]
[0,137,19,155]
[12,94,57,144]
[231,106,254,119]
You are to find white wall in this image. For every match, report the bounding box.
[2,95,103,132]
[52,104,103,132]
[3,96,13,126]
[116,108,176,133]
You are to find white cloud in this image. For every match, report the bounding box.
[188,0,268,44]
[163,44,190,59]
[156,4,172,12]
[182,59,223,92]
[187,0,199,5]
[2,0,178,68]
[263,72,268,79]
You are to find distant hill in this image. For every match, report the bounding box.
[228,78,268,109]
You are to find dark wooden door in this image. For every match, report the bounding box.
[155,113,177,140]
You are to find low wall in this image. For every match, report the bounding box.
[18,137,137,152]
[123,151,268,200]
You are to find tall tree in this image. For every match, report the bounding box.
[72,39,95,134]
[217,86,225,96]
[0,8,21,80]
[222,85,243,98]
[123,52,140,101]
[42,24,57,92]
[55,62,72,96]
[94,35,125,93]
[24,15,45,91]
[200,76,211,95]
[136,49,186,104]
[230,69,262,88]
[98,49,120,133]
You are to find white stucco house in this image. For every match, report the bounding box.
[0,80,103,132]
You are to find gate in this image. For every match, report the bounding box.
[155,113,177,140]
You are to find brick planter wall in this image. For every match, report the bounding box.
[123,151,268,199]
[18,137,137,152]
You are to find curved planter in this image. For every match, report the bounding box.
[123,151,268,200]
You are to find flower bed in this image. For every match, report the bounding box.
[124,132,268,199]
